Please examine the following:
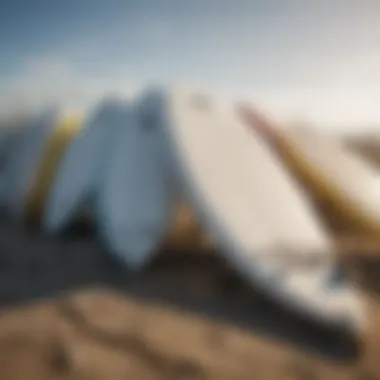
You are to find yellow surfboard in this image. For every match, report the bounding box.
[162,201,212,252]
[24,113,82,223]
[241,105,380,239]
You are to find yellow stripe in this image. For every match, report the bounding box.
[24,114,82,223]
[275,133,380,238]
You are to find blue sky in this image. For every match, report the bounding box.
[1,0,379,130]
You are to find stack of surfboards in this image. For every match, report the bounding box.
[0,85,366,333]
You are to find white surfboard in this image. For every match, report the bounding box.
[1,108,59,219]
[163,86,365,331]
[97,88,176,270]
[43,97,127,233]
[0,124,26,211]
[242,106,380,238]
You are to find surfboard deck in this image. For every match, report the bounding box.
[162,86,365,331]
[241,106,380,239]
[98,88,175,270]
[43,98,127,233]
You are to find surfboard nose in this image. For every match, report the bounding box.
[105,223,163,270]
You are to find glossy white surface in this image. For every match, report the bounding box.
[162,86,365,330]
[43,98,126,232]
[98,88,175,269]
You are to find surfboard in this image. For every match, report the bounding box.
[241,105,380,239]
[163,201,212,252]
[43,97,127,233]
[24,114,82,223]
[0,125,17,168]
[0,123,27,212]
[0,121,27,182]
[97,88,176,270]
[1,108,59,219]
[345,135,380,169]
[163,86,365,331]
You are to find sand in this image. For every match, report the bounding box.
[0,217,379,380]
[0,137,380,379]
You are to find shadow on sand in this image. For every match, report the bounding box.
[0,221,364,362]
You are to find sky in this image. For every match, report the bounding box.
[1,0,380,131]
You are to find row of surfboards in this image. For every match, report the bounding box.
[0,85,375,334]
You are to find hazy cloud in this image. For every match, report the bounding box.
[0,56,138,119]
